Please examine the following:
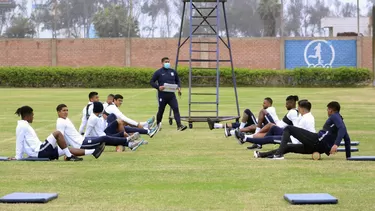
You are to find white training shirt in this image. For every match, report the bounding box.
[56,117,83,149]
[15,120,42,159]
[104,104,138,127]
[84,113,107,137]
[103,102,114,111]
[290,112,316,144]
[266,106,279,122]
[78,102,93,134]
[276,109,299,128]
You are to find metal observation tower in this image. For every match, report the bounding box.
[169,0,240,129]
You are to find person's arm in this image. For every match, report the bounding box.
[150,70,160,90]
[174,70,181,88]
[330,114,348,155]
[112,106,139,127]
[15,127,25,160]
[84,116,96,138]
[78,107,87,134]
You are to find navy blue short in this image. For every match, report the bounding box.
[38,141,59,160]
[80,137,102,149]
[104,120,118,135]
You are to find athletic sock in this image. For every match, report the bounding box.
[85,149,95,155]
[230,130,235,136]
[63,148,73,157]
[127,142,134,147]
[214,123,223,129]
[245,134,253,139]
[255,127,261,133]
[239,122,246,129]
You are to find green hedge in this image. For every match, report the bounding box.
[0,67,371,88]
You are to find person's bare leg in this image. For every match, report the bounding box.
[116,120,125,132]
[255,123,274,135]
[257,110,266,128]
[240,124,256,133]
[225,123,233,129]
[53,131,87,156]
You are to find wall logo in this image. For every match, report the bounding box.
[304,40,335,68]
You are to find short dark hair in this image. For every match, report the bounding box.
[298,100,311,111]
[108,94,115,98]
[15,106,33,119]
[89,92,98,100]
[286,95,299,102]
[327,101,340,112]
[56,104,67,112]
[161,57,169,63]
[114,94,123,100]
[264,97,273,105]
[298,99,308,106]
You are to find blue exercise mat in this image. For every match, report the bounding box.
[340,141,359,146]
[337,148,358,152]
[20,157,50,161]
[0,192,58,203]
[0,157,50,161]
[347,156,375,161]
[284,193,338,205]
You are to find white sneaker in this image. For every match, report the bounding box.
[272,155,285,160]
[253,151,259,158]
[127,132,140,142]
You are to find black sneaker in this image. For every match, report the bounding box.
[247,144,262,150]
[178,125,187,131]
[93,142,106,159]
[207,118,214,130]
[224,124,231,137]
[234,130,245,145]
[65,155,83,161]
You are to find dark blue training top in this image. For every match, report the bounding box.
[150,67,181,96]
[318,112,351,158]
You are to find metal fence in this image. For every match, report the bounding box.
[0,0,371,39]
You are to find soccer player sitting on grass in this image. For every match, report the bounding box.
[244,95,300,149]
[85,102,149,152]
[235,100,315,149]
[11,106,105,161]
[207,97,279,137]
[254,101,351,160]
[56,104,144,152]
[79,91,100,135]
[103,94,115,111]
[104,94,159,138]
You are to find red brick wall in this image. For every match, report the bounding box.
[0,37,369,70]
[0,39,51,66]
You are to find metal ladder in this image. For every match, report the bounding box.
[168,0,240,129]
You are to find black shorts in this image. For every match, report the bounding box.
[38,141,59,160]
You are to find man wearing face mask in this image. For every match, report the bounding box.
[150,57,187,131]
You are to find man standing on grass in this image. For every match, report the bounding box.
[150,57,187,131]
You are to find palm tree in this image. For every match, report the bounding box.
[257,0,281,37]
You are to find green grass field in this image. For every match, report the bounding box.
[1,87,375,211]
